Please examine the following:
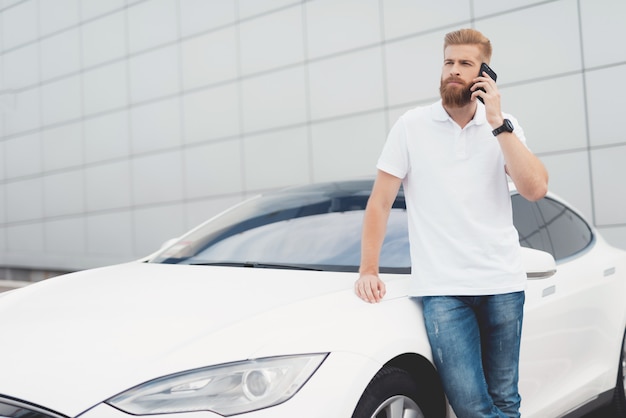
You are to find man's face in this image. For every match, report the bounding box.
[440,44,483,108]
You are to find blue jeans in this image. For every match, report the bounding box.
[421,292,525,418]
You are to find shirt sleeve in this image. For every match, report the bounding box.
[376,115,410,179]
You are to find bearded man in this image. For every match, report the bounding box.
[355,28,548,418]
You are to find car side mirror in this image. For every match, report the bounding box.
[521,247,556,280]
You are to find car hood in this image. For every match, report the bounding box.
[0,262,396,416]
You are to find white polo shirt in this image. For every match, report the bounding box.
[377,100,526,296]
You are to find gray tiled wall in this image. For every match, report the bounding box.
[0,0,625,273]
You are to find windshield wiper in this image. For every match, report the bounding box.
[189,261,323,271]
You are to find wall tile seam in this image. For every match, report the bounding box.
[234,0,248,199]
[297,0,316,184]
[0,0,301,64]
[9,65,604,136]
[0,2,128,56]
[0,11,619,142]
[0,191,248,229]
[472,0,562,21]
[4,60,612,145]
[3,139,621,189]
[377,0,389,135]
[172,0,188,232]
[12,0,244,53]
[0,136,246,185]
[3,57,303,105]
[1,256,135,270]
[0,107,389,184]
[6,28,625,105]
[576,0,596,228]
[38,41,183,94]
[2,80,388,143]
[5,45,624,123]
[2,108,625,186]
[6,5,584,97]
[0,0,602,72]
[1,251,132,264]
[10,21,427,92]
[544,142,626,158]
[0,109,620,156]
[2,0,492,53]
[35,0,45,256]
[0,0,562,63]
[77,0,89,264]
[15,239,122,257]
[7,36,345,95]
[123,0,137,257]
[0,0,29,14]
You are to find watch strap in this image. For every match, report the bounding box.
[492,119,514,136]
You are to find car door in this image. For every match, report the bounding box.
[512,194,621,417]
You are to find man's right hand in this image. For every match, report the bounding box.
[355,273,386,303]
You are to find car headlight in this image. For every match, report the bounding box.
[106,353,327,416]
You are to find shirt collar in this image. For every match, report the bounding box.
[431,99,488,126]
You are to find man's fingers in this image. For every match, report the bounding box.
[356,280,382,303]
[378,281,387,299]
[366,283,379,303]
[358,282,375,303]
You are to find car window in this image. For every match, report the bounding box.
[511,194,593,262]
[151,181,592,272]
[511,194,552,254]
[535,197,593,261]
[185,209,409,272]
[150,180,411,273]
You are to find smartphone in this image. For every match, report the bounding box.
[476,62,497,103]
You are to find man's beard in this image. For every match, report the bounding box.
[440,77,472,108]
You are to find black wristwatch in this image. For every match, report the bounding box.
[492,119,514,136]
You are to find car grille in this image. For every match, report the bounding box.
[0,395,68,418]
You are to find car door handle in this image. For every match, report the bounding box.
[604,267,616,277]
[527,269,557,279]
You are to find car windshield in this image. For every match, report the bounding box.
[149,180,410,273]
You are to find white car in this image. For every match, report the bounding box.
[0,179,624,418]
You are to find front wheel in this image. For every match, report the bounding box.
[612,331,626,416]
[352,366,426,418]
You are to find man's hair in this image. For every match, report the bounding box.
[444,28,492,63]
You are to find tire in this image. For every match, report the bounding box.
[352,366,427,418]
[612,331,626,416]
